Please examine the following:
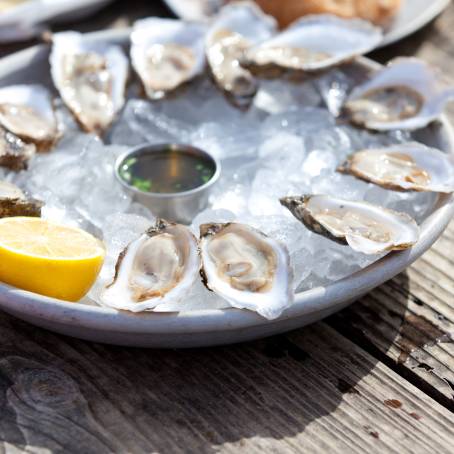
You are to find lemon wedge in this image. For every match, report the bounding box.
[0,217,105,301]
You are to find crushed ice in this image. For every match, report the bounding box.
[7,68,437,310]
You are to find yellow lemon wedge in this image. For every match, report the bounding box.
[0,217,105,301]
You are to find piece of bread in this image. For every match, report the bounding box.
[252,0,401,27]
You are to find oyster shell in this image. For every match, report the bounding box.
[0,126,35,171]
[0,85,59,151]
[280,195,419,254]
[243,15,382,75]
[205,1,277,107]
[50,31,128,134]
[199,222,293,319]
[344,57,454,130]
[338,143,454,193]
[131,18,206,100]
[0,181,43,218]
[101,219,200,312]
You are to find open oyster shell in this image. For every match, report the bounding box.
[344,57,454,131]
[205,1,277,107]
[199,222,293,320]
[0,126,35,171]
[243,14,382,75]
[338,142,454,193]
[50,31,129,134]
[100,219,200,312]
[0,84,59,151]
[0,181,43,218]
[280,195,419,255]
[131,18,206,100]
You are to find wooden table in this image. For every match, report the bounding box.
[0,2,453,452]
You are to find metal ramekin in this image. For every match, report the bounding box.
[115,143,221,224]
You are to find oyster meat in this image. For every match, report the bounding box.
[243,15,382,74]
[206,1,277,107]
[344,57,454,130]
[50,31,128,134]
[131,18,206,100]
[101,219,200,312]
[0,85,59,151]
[0,181,43,218]
[280,195,419,254]
[338,143,454,193]
[199,222,293,319]
[0,126,35,171]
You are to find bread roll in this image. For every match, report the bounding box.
[252,0,401,27]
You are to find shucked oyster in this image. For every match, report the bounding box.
[206,1,277,107]
[199,222,293,319]
[131,18,206,100]
[344,57,454,130]
[0,85,59,151]
[280,195,419,255]
[338,143,454,193]
[243,15,382,75]
[50,31,128,134]
[101,219,200,312]
[0,181,42,218]
[0,126,35,171]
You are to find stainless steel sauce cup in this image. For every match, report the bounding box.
[115,143,221,224]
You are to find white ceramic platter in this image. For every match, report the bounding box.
[163,0,451,47]
[0,0,113,42]
[0,29,452,348]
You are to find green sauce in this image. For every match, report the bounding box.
[119,148,216,193]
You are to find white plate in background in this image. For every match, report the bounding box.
[163,0,451,47]
[0,0,114,42]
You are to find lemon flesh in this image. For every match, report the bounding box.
[0,217,105,301]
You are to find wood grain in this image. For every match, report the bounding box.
[0,315,452,453]
[330,4,454,410]
[0,1,452,453]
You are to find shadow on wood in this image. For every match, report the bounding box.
[0,273,412,453]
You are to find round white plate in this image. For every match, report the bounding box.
[163,0,451,48]
[0,0,113,42]
[0,28,452,348]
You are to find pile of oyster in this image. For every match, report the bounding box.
[0,1,454,319]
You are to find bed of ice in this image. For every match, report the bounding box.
[2,68,437,311]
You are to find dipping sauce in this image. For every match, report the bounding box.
[118,146,216,193]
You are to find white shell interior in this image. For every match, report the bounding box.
[130,17,207,96]
[101,224,201,312]
[306,195,420,255]
[200,223,293,320]
[0,84,56,124]
[247,14,383,71]
[351,143,454,192]
[206,1,277,46]
[50,31,128,117]
[347,57,454,130]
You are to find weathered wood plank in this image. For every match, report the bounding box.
[326,4,454,409]
[329,221,454,407]
[0,2,452,453]
[0,314,452,454]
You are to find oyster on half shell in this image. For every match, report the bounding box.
[280,195,419,255]
[338,143,454,193]
[0,126,35,171]
[131,18,206,100]
[205,1,277,107]
[50,31,128,134]
[0,181,43,218]
[0,85,59,151]
[100,219,200,312]
[243,15,382,75]
[344,57,454,131]
[199,222,293,320]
